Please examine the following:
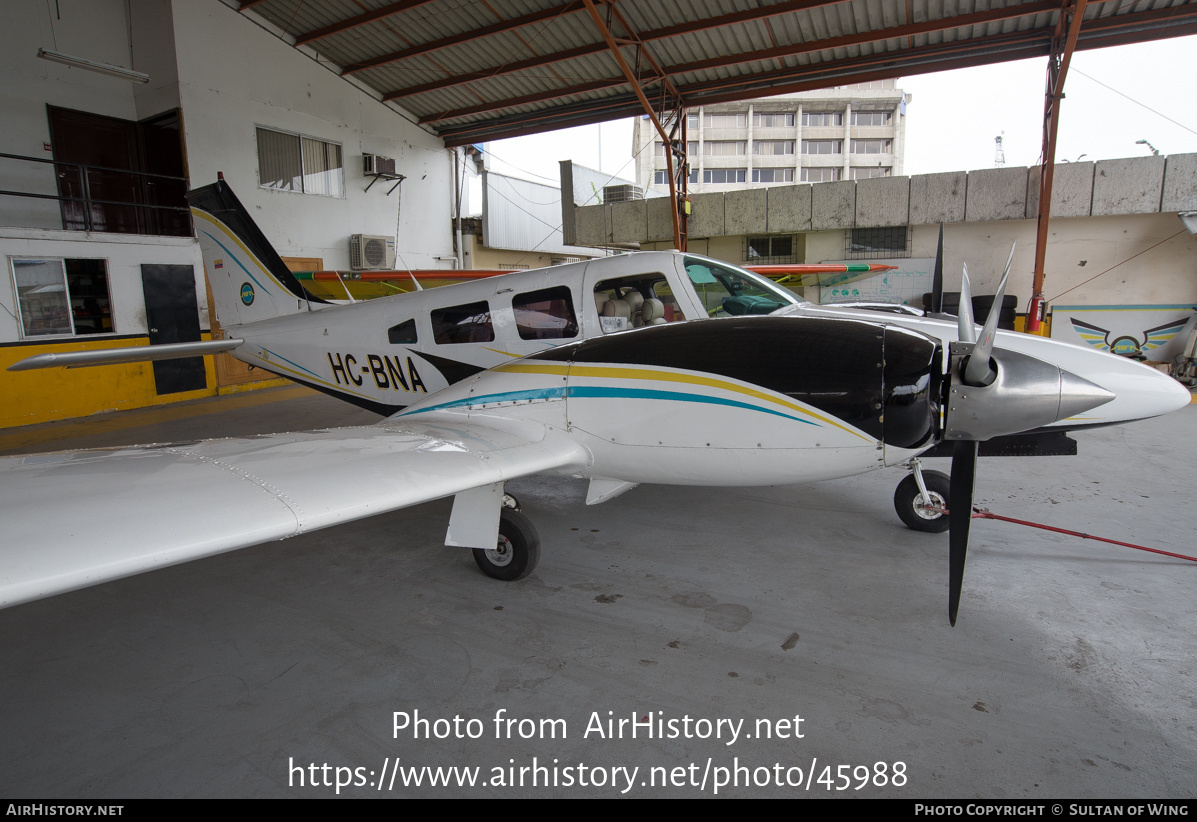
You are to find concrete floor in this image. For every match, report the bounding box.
[0,386,1194,798]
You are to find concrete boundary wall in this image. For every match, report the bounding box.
[572,154,1197,245]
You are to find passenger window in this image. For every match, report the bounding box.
[594,274,685,333]
[513,286,578,340]
[387,319,417,344]
[431,301,494,344]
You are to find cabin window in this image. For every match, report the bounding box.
[256,127,344,197]
[594,274,685,333]
[431,301,494,344]
[11,257,113,338]
[513,286,578,341]
[387,319,418,344]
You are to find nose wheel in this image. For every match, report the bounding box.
[895,463,951,533]
[473,508,540,581]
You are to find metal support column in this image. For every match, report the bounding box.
[1029,0,1088,333]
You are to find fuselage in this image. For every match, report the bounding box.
[224,250,1189,434]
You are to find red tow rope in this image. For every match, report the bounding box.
[970,507,1197,563]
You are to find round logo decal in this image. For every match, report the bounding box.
[240,283,255,306]
[1109,336,1140,356]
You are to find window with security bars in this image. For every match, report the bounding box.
[744,235,797,264]
[846,226,910,259]
[256,127,344,197]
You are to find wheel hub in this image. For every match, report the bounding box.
[486,536,515,567]
[914,491,947,520]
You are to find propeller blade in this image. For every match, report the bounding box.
[931,224,944,313]
[962,243,1015,387]
[958,263,977,344]
[948,440,979,627]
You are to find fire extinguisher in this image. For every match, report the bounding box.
[1027,296,1046,334]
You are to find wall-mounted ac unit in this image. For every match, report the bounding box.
[603,184,644,203]
[349,234,396,270]
[363,153,398,177]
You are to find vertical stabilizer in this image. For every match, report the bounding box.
[187,181,329,327]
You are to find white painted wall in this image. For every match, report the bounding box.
[0,229,204,342]
[0,0,146,229]
[170,1,455,270]
[800,215,1197,308]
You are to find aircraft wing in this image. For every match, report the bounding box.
[0,419,588,609]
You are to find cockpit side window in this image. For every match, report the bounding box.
[594,273,686,333]
[684,257,801,316]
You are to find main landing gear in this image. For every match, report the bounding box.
[895,459,951,533]
[473,508,541,581]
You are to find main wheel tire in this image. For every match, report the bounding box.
[894,471,951,533]
[472,508,540,581]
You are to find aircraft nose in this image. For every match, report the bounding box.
[1060,350,1192,426]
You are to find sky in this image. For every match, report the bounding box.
[481,34,1197,187]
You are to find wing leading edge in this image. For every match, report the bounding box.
[0,419,588,608]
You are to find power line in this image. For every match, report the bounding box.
[1072,68,1197,138]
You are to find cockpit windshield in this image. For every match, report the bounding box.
[683,256,806,317]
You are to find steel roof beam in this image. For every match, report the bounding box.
[384,43,611,101]
[343,1,592,76]
[378,0,846,100]
[293,0,438,47]
[582,0,683,248]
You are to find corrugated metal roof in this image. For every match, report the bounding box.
[236,0,1197,145]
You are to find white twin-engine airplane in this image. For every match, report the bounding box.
[2,180,1190,625]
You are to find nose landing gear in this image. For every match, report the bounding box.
[895,459,951,533]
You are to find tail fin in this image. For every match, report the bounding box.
[187,180,329,327]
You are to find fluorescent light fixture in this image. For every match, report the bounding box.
[37,48,150,83]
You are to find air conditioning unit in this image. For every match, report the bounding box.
[363,153,398,177]
[349,234,395,270]
[603,184,644,203]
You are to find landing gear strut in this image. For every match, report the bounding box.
[895,459,951,533]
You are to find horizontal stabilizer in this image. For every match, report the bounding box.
[7,340,244,371]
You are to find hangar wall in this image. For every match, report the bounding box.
[0,0,457,428]
[581,156,1197,311]
[169,0,454,270]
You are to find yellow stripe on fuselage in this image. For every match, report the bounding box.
[495,361,871,441]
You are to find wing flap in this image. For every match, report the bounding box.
[0,421,587,608]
